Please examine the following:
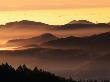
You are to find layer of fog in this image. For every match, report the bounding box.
[0,27,110,43]
[0,48,109,80]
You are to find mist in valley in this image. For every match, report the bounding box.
[0,20,110,80]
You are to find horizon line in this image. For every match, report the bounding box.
[0,19,110,26]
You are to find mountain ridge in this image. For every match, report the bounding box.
[6,33,58,47]
[0,20,110,30]
[42,32,110,50]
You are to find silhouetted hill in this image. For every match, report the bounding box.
[42,32,110,50]
[6,20,48,26]
[6,32,110,50]
[6,33,58,47]
[58,23,110,30]
[0,46,110,80]
[0,20,110,30]
[52,20,110,30]
[0,63,75,82]
[68,20,94,24]
[0,20,51,29]
[31,33,58,42]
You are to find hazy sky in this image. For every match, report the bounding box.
[0,0,109,25]
[0,0,110,10]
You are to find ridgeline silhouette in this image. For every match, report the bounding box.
[0,63,75,82]
[0,20,110,30]
[42,32,110,50]
[1,63,108,82]
[6,33,58,47]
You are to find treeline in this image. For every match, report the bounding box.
[0,63,109,82]
[0,63,74,82]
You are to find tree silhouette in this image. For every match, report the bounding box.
[0,63,76,82]
[0,63,107,82]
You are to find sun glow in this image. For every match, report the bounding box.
[0,47,17,50]
[0,41,7,45]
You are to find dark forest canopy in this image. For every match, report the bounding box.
[0,63,109,82]
[0,63,74,82]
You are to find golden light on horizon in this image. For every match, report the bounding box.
[0,0,109,25]
[0,47,17,50]
[0,8,110,25]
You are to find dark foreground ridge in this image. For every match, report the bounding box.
[0,63,74,82]
[0,63,109,82]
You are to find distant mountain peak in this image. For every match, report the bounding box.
[31,33,58,41]
[68,20,94,24]
[5,20,48,26]
[42,32,110,49]
[7,33,58,47]
[40,33,57,38]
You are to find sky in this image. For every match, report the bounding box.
[0,0,110,25]
[0,0,110,10]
